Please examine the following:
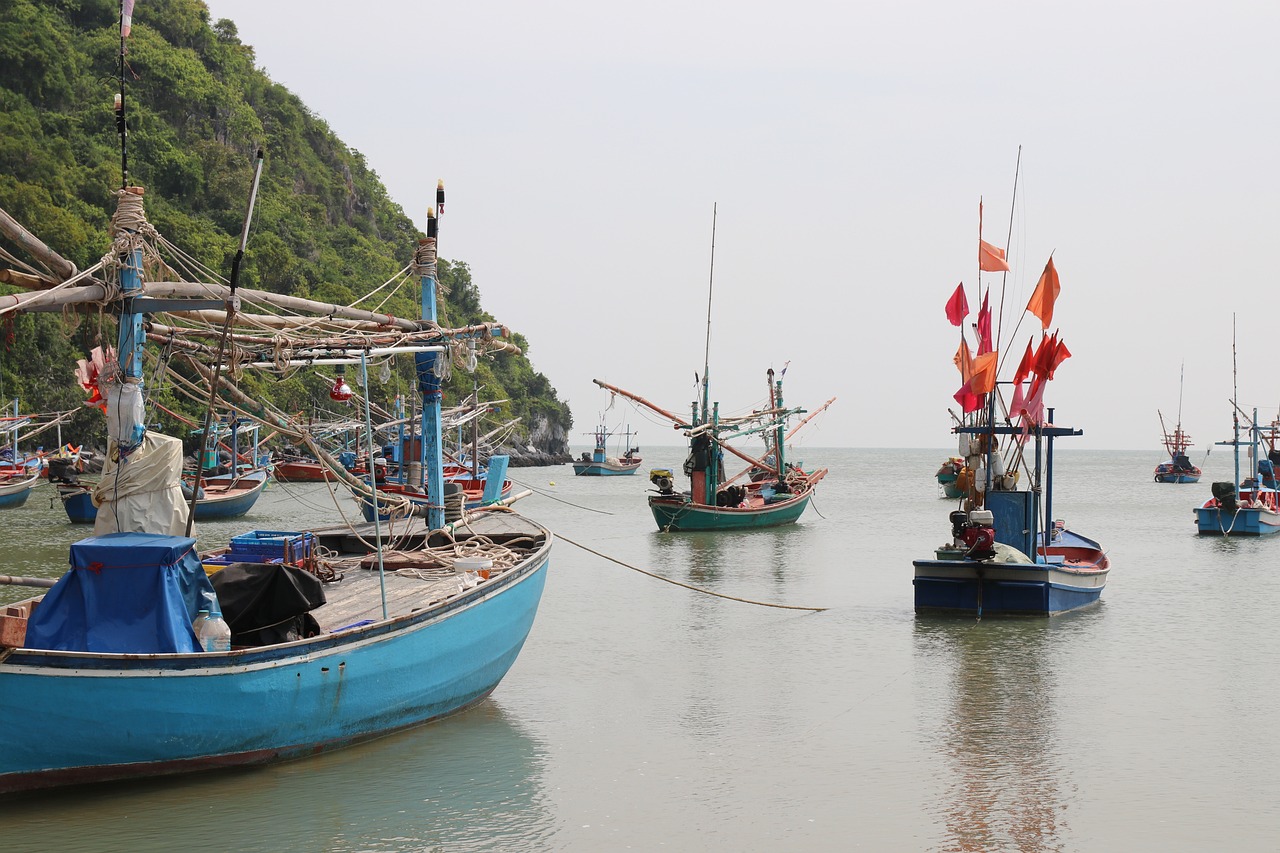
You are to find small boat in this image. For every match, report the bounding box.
[47,449,96,523]
[914,218,1108,616]
[935,456,965,498]
[1154,368,1201,483]
[572,421,642,476]
[1195,406,1280,536]
[0,410,42,509]
[185,468,270,520]
[594,369,831,532]
[272,455,330,482]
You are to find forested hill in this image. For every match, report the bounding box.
[0,0,572,454]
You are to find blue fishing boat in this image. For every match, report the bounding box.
[1195,407,1280,536]
[0,77,550,790]
[913,414,1110,615]
[915,235,1108,616]
[572,421,642,476]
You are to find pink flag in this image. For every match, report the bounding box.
[121,0,136,38]
[976,289,993,356]
[944,283,969,327]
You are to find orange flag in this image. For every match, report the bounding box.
[1026,257,1061,330]
[979,240,1010,272]
[954,337,973,380]
[968,351,999,395]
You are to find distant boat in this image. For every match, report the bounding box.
[913,223,1109,616]
[595,369,831,532]
[572,421,642,476]
[1195,407,1280,536]
[1154,367,1201,483]
[935,456,965,498]
[0,409,42,509]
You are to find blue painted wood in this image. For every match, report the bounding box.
[482,456,509,503]
[0,548,550,793]
[60,488,96,523]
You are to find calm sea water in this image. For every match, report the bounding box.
[2,447,1279,851]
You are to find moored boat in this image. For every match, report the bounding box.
[572,421,642,476]
[0,30,551,792]
[1154,368,1201,483]
[914,208,1108,616]
[935,456,965,498]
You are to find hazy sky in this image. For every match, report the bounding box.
[200,0,1279,450]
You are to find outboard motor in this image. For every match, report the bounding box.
[958,509,996,560]
[1211,481,1239,513]
[649,468,675,495]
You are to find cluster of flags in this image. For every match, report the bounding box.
[945,249,1070,426]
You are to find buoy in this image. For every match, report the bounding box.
[548,481,556,486]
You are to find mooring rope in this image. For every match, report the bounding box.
[557,532,826,612]
[505,476,613,515]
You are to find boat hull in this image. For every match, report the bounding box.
[190,471,269,520]
[1154,462,1201,484]
[0,549,550,793]
[912,558,1108,616]
[572,461,641,476]
[1195,504,1280,536]
[273,460,329,482]
[57,485,96,523]
[0,474,37,509]
[648,491,812,532]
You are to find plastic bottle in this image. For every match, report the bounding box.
[198,600,232,653]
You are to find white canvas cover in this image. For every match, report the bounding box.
[93,432,189,537]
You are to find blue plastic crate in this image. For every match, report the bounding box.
[228,530,314,563]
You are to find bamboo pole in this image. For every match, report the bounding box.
[143,281,421,331]
[0,207,78,280]
[0,285,110,313]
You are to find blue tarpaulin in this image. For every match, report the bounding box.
[24,533,215,654]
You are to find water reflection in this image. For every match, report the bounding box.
[914,617,1077,853]
[2,702,553,853]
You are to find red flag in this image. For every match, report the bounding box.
[1026,256,1061,329]
[1033,332,1058,378]
[121,0,136,38]
[1013,338,1035,385]
[979,239,1010,272]
[953,382,984,414]
[1047,338,1071,379]
[976,290,993,356]
[945,283,969,327]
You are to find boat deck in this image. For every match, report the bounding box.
[304,511,549,627]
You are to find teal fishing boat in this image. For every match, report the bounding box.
[591,208,831,532]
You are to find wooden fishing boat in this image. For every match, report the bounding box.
[914,214,1108,615]
[272,455,329,482]
[572,421,642,476]
[593,370,831,532]
[1154,369,1201,483]
[0,38,550,792]
[0,469,39,510]
[185,468,270,520]
[935,456,965,498]
[589,207,831,532]
[1195,406,1280,536]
